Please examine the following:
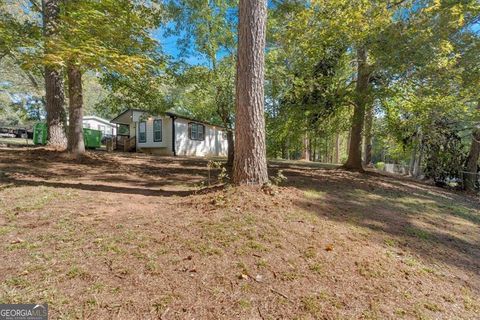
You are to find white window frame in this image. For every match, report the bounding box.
[139,121,147,143]
[189,122,205,141]
[153,119,162,142]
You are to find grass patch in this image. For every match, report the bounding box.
[304,189,326,200]
[423,302,443,312]
[66,266,88,279]
[384,238,396,247]
[405,226,431,240]
[309,262,324,275]
[152,295,174,314]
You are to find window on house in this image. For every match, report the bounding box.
[84,123,91,129]
[139,121,146,143]
[98,125,105,133]
[189,122,205,141]
[153,119,162,142]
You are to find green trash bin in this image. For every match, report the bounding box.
[33,123,47,145]
[83,128,102,149]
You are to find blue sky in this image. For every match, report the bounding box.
[152,27,210,66]
[153,20,480,68]
[472,23,480,34]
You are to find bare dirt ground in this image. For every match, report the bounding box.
[0,147,479,319]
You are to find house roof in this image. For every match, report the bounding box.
[110,109,226,129]
[110,109,144,124]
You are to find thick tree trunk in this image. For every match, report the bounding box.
[43,0,67,149]
[363,104,373,166]
[464,104,480,191]
[67,63,85,155]
[344,47,371,171]
[226,130,235,167]
[233,0,268,185]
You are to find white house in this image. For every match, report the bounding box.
[83,116,117,137]
[110,109,228,157]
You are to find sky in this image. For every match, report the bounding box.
[152,27,210,66]
[153,19,480,68]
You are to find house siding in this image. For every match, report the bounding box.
[82,118,117,136]
[174,118,227,157]
[136,116,173,155]
[118,110,227,157]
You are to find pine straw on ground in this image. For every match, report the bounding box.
[0,148,479,319]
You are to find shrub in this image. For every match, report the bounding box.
[375,162,385,170]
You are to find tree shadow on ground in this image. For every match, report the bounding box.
[281,167,480,282]
[0,149,224,193]
[1,177,194,197]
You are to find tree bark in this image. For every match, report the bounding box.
[346,130,350,160]
[281,141,287,159]
[344,47,371,171]
[409,129,420,176]
[67,63,85,155]
[409,142,418,176]
[335,133,340,164]
[42,0,67,149]
[464,103,480,191]
[226,129,234,167]
[363,103,373,166]
[413,130,424,178]
[233,0,268,185]
[302,133,310,161]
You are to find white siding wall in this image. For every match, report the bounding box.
[136,116,173,154]
[83,119,116,135]
[126,111,227,157]
[174,118,227,157]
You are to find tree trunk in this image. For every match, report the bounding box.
[413,130,424,178]
[335,133,340,164]
[363,103,373,166]
[409,129,419,176]
[324,136,329,163]
[43,0,67,149]
[233,0,268,185]
[226,130,234,167]
[464,103,480,191]
[281,141,287,159]
[302,133,310,161]
[344,47,371,171]
[67,63,85,155]
[409,143,418,176]
[346,130,350,162]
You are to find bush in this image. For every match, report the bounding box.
[422,119,467,184]
[375,162,385,170]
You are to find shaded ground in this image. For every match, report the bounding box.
[0,147,479,319]
[0,137,34,147]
